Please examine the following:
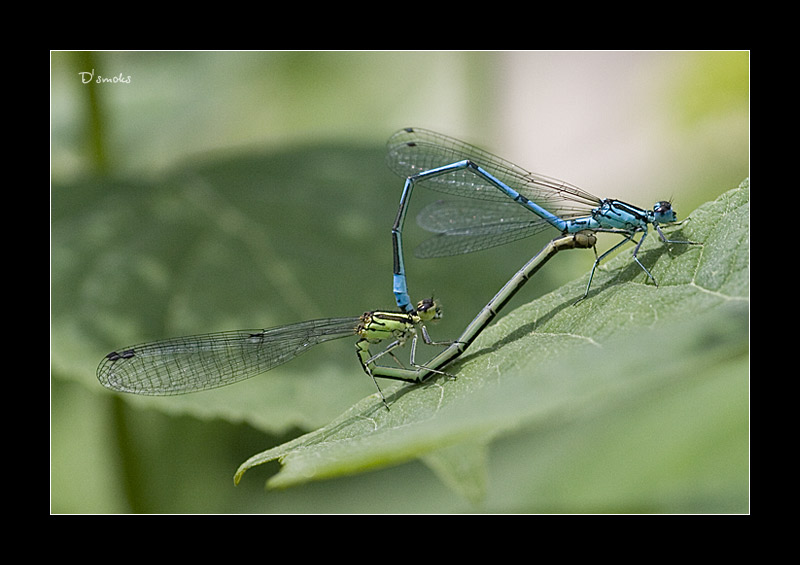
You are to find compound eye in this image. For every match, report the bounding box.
[416,298,433,312]
[654,201,672,214]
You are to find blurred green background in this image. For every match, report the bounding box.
[51,51,749,513]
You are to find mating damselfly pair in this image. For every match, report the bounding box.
[97,127,697,406]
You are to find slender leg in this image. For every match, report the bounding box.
[630,226,657,287]
[654,223,698,246]
[575,231,638,304]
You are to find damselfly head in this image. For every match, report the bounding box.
[415,297,442,322]
[653,201,677,223]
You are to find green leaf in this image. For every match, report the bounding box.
[235,181,749,512]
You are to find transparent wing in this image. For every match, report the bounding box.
[417,199,546,233]
[97,317,361,395]
[414,222,550,258]
[413,199,561,257]
[386,127,599,214]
